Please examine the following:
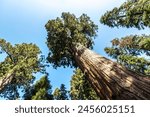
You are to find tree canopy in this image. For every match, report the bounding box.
[45,12,98,68]
[24,75,53,100]
[105,35,150,76]
[53,84,69,100]
[100,0,150,29]
[0,39,43,99]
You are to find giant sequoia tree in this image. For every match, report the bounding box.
[45,12,150,99]
[0,39,44,99]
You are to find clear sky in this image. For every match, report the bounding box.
[0,0,150,92]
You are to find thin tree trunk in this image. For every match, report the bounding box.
[0,71,14,91]
[72,44,150,100]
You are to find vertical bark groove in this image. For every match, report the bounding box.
[73,44,150,100]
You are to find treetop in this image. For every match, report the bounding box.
[45,12,98,68]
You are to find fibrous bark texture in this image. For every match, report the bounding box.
[73,44,150,100]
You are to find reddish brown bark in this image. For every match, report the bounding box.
[73,44,150,100]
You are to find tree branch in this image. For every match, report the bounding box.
[107,12,143,21]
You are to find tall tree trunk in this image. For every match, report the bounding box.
[72,44,150,100]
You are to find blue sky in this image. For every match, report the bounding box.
[0,0,150,92]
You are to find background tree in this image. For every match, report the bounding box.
[100,0,150,76]
[70,68,99,100]
[53,84,68,100]
[100,0,150,29]
[45,12,150,99]
[24,75,53,100]
[0,39,44,99]
[105,35,150,76]
[53,88,61,100]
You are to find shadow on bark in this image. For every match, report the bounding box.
[73,44,150,100]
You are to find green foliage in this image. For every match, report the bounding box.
[0,39,43,99]
[70,68,100,100]
[105,35,150,75]
[53,84,69,100]
[45,12,98,68]
[101,0,150,76]
[24,75,53,100]
[100,0,150,29]
[53,88,61,100]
